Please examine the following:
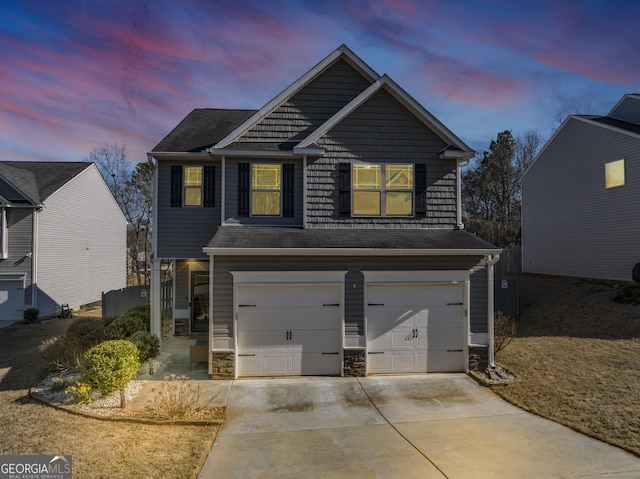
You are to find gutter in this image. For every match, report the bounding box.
[485,253,501,369]
[202,247,501,257]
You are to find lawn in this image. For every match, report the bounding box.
[0,317,217,479]
[492,275,640,456]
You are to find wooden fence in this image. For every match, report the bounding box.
[102,280,173,320]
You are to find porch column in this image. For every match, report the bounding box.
[150,258,162,340]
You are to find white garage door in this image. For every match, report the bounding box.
[367,284,465,374]
[236,284,342,377]
[0,279,24,325]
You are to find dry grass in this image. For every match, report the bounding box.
[492,275,640,456]
[0,318,217,478]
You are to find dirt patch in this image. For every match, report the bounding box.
[0,317,218,478]
[492,275,640,457]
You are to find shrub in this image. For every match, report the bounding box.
[104,304,151,339]
[633,263,640,285]
[83,340,140,407]
[65,317,105,353]
[129,331,160,374]
[39,336,82,372]
[148,374,214,422]
[23,308,39,324]
[614,284,640,305]
[104,311,145,340]
[494,310,517,355]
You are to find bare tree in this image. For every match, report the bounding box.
[462,130,544,247]
[88,144,153,285]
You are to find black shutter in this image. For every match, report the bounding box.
[415,163,427,216]
[203,165,215,207]
[238,163,250,217]
[338,163,351,217]
[283,163,295,218]
[170,165,182,207]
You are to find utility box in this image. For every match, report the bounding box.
[495,276,519,319]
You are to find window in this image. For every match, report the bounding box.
[183,166,202,206]
[352,164,414,216]
[170,165,215,207]
[251,164,281,216]
[605,159,625,188]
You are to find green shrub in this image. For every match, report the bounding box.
[83,340,140,397]
[23,308,39,324]
[129,331,160,374]
[105,312,145,340]
[65,317,105,353]
[104,304,151,340]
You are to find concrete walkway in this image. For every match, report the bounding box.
[198,374,640,479]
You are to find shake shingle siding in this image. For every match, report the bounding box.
[522,117,640,281]
[156,159,221,259]
[231,59,372,150]
[307,89,457,227]
[211,255,487,345]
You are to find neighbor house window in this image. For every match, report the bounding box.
[352,164,413,216]
[251,164,281,216]
[183,166,202,206]
[605,159,625,188]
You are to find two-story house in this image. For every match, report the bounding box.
[0,162,126,326]
[522,94,640,281]
[149,45,500,379]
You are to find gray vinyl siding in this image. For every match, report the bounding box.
[223,158,303,226]
[36,165,127,315]
[609,96,640,125]
[156,159,222,259]
[308,88,457,228]
[211,255,487,344]
[522,117,640,281]
[0,209,34,305]
[231,59,372,150]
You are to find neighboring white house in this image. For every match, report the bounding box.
[0,162,127,326]
[522,94,640,281]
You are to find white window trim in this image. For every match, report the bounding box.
[0,208,7,259]
[250,163,283,217]
[352,163,415,217]
[183,165,203,207]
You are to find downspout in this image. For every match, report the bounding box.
[147,153,162,341]
[486,253,501,369]
[456,158,471,229]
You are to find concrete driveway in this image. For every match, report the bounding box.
[198,374,640,478]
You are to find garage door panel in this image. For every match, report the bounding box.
[237,284,342,377]
[367,283,465,374]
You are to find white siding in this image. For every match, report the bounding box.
[36,164,127,315]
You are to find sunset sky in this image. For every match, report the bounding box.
[1,0,638,165]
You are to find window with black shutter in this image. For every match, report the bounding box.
[238,163,250,217]
[282,163,294,217]
[338,163,351,216]
[414,163,427,216]
[170,165,182,207]
[203,165,215,207]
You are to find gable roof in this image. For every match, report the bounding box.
[152,109,256,153]
[212,45,380,151]
[294,75,474,158]
[522,94,640,180]
[0,162,91,205]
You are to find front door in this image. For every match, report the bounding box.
[191,273,209,333]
